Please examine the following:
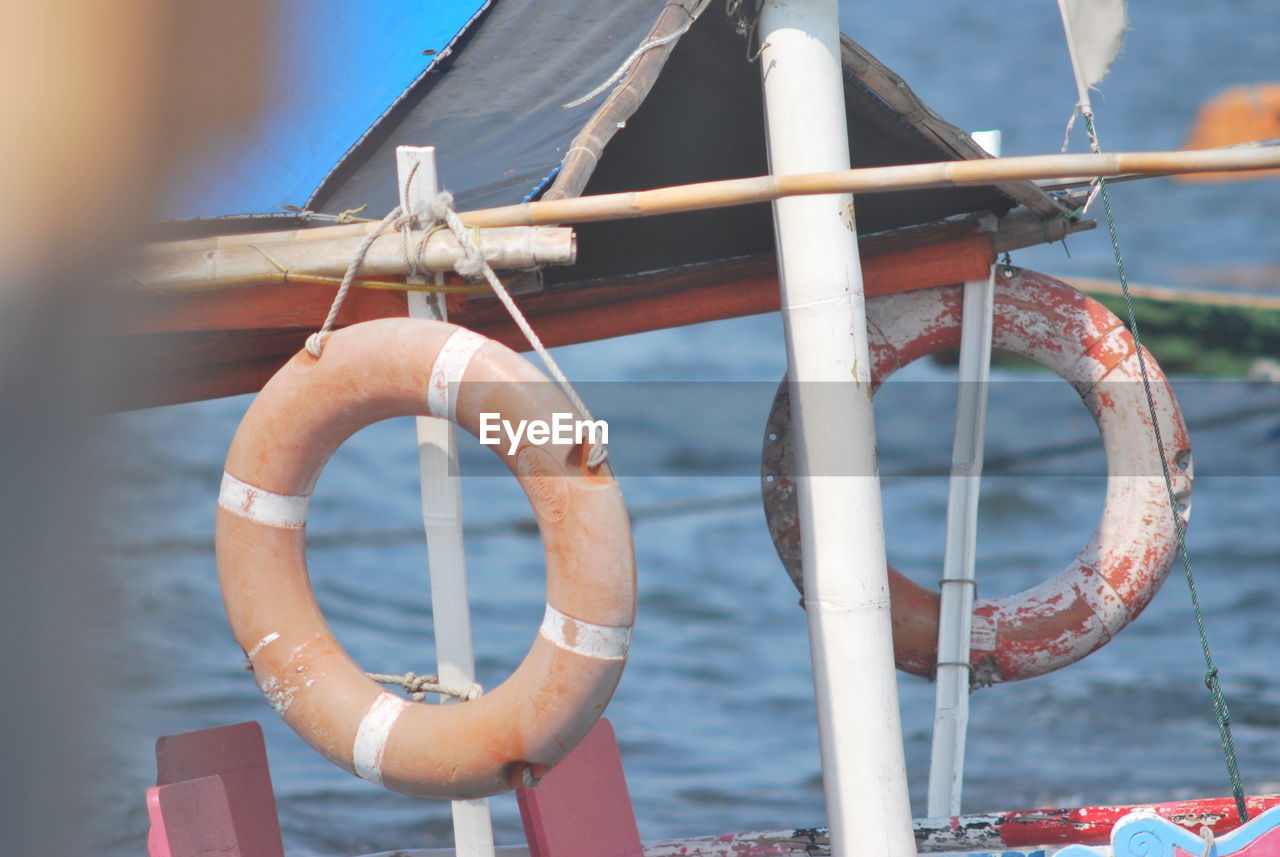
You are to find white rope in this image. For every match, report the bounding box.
[560,0,712,110]
[306,205,404,357]
[399,160,424,279]
[426,191,609,468]
[367,670,482,703]
[308,165,440,356]
[303,180,608,467]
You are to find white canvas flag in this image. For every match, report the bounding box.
[1058,0,1128,101]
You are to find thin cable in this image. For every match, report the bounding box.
[1085,111,1249,824]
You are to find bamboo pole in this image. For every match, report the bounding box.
[124,226,575,294]
[1067,276,1280,312]
[455,146,1280,228]
[139,143,1280,259]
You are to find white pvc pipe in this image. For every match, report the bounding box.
[398,147,496,857]
[925,265,996,818]
[757,4,916,855]
[925,127,1001,818]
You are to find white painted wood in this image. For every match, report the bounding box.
[756,4,916,855]
[397,146,496,857]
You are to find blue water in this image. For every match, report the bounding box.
[95,2,1279,854]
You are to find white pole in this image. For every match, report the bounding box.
[925,266,996,817]
[397,146,496,857]
[757,4,916,855]
[925,127,1000,818]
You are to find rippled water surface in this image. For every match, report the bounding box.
[94,2,1278,854]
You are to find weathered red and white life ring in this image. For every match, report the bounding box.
[215,317,635,799]
[762,268,1192,684]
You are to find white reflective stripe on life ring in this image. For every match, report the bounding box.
[218,472,310,528]
[353,692,410,786]
[539,603,632,660]
[427,327,488,422]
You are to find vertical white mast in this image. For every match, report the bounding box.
[757,4,916,855]
[397,146,497,857]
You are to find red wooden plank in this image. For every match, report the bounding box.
[154,722,284,857]
[146,776,242,857]
[517,718,642,857]
[108,280,409,336]
[450,234,994,354]
[101,224,997,412]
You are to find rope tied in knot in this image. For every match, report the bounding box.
[366,670,483,703]
[304,185,608,468]
[426,190,456,223]
[305,204,406,358]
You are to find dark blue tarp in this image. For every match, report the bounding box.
[161,0,1057,283]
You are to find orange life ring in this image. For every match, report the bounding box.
[762,268,1192,684]
[215,317,635,799]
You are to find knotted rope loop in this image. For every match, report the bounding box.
[366,671,483,703]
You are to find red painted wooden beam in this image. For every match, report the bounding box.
[453,233,993,353]
[104,228,994,410]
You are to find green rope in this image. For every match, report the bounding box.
[1085,113,1249,824]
